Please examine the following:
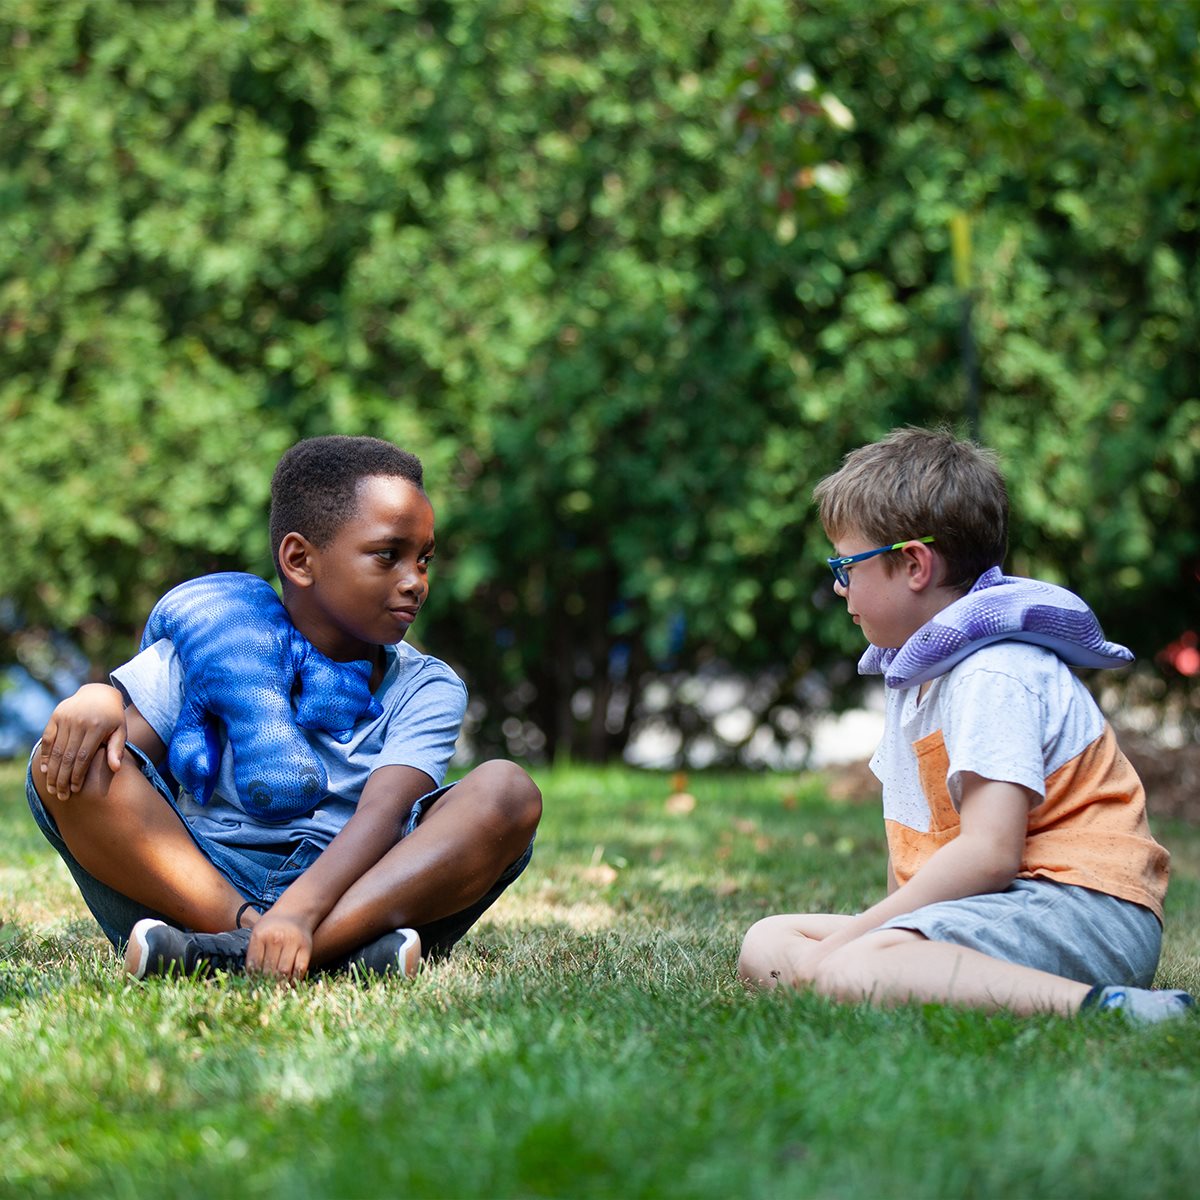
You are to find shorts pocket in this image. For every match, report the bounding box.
[262,839,324,900]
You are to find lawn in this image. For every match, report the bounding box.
[1,758,1197,1199]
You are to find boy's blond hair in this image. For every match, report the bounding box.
[814,427,1008,591]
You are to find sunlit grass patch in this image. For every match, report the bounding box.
[1,759,1197,1199]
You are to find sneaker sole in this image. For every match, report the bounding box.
[396,928,422,977]
[344,927,423,980]
[124,918,167,979]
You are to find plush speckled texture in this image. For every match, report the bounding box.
[140,572,380,821]
[859,567,1134,689]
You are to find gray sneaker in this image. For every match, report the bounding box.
[1083,985,1196,1025]
[125,919,252,980]
[337,927,422,979]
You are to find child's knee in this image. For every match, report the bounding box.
[466,759,542,835]
[33,750,115,813]
[738,915,797,987]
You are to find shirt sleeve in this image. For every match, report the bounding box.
[109,638,186,748]
[939,658,1048,806]
[374,669,468,786]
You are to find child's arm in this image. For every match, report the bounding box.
[241,764,437,979]
[800,772,1033,965]
[38,685,166,800]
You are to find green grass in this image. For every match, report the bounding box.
[1,760,1197,1199]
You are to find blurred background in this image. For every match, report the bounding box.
[1,0,1197,768]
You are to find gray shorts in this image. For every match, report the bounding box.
[878,878,1162,988]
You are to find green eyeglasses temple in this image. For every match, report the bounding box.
[826,536,936,587]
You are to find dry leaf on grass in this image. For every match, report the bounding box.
[581,863,619,886]
[665,792,696,815]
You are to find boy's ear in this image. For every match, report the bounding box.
[277,532,317,589]
[900,539,939,591]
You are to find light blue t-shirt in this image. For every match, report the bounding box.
[112,638,467,852]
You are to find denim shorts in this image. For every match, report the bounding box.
[26,743,532,960]
[878,877,1162,988]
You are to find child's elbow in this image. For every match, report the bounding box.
[987,864,1021,895]
[956,829,1023,894]
[975,847,1023,893]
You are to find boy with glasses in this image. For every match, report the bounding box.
[739,427,1192,1024]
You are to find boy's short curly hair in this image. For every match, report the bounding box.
[813,427,1008,592]
[269,436,425,575]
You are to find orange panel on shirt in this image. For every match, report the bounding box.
[886,724,1168,920]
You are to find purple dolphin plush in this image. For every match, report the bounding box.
[140,572,382,822]
[859,567,1134,689]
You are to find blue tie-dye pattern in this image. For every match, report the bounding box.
[140,572,382,822]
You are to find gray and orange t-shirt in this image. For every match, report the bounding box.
[869,641,1168,920]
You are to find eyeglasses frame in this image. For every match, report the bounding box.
[826,536,936,588]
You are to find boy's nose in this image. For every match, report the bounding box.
[398,571,427,599]
[833,579,848,599]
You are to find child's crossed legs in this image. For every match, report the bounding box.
[739,880,1166,1018]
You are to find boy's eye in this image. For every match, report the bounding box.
[373,548,434,567]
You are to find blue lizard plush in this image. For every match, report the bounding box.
[140,572,382,822]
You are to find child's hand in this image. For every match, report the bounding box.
[38,684,128,800]
[245,911,314,982]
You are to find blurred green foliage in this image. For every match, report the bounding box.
[1,0,1197,760]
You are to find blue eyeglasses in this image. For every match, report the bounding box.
[826,537,936,588]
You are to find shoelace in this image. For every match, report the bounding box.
[186,928,251,972]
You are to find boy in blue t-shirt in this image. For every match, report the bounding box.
[28,436,541,981]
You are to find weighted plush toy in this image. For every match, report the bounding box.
[140,572,381,822]
[859,566,1133,689]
